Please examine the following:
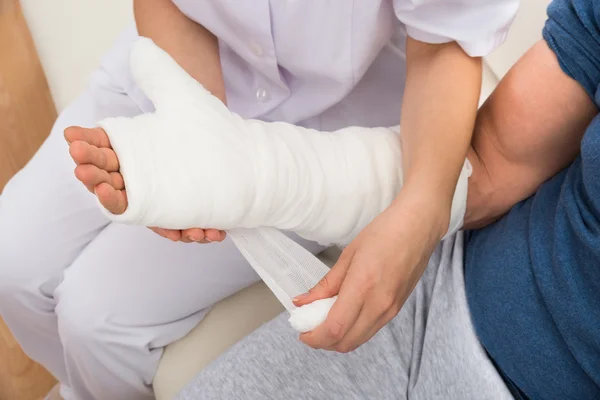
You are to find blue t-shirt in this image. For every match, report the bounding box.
[465,0,600,398]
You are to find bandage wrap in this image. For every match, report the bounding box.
[98,38,471,332]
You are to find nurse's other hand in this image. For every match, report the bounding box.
[294,195,446,352]
[149,227,226,243]
[64,126,226,244]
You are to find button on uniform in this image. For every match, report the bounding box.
[249,40,264,57]
[255,87,269,102]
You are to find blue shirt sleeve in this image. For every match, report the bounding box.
[544,0,600,218]
[466,1,600,398]
[543,0,600,104]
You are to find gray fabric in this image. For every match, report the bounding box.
[176,233,513,400]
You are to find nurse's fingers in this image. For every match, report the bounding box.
[299,280,363,350]
[293,248,353,307]
[150,227,183,242]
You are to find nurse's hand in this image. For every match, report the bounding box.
[150,227,226,244]
[294,194,447,352]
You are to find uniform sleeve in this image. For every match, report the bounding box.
[393,0,520,57]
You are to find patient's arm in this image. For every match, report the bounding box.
[67,39,471,246]
[67,39,593,243]
[133,0,227,242]
[464,40,598,229]
[134,0,226,102]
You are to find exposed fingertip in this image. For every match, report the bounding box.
[109,172,125,191]
[68,141,79,159]
[292,292,310,304]
[169,231,182,242]
[73,165,85,181]
[152,228,177,242]
[298,332,320,350]
[94,182,127,215]
[187,233,201,242]
[205,229,224,242]
[64,126,81,143]
[185,228,205,242]
[94,182,113,203]
[89,127,113,149]
[118,189,129,214]
[68,140,90,163]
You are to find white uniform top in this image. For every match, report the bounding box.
[102,0,519,130]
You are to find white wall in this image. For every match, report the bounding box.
[20,0,133,112]
[486,0,551,79]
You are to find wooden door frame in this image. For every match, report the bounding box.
[0,0,57,192]
[0,0,59,398]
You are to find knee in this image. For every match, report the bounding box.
[55,287,110,354]
[0,194,45,299]
[55,273,129,354]
[0,127,96,300]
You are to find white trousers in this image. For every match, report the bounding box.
[0,65,322,399]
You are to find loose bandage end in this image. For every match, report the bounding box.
[288,296,337,333]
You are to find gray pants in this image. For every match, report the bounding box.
[177,233,513,400]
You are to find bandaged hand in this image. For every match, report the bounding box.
[82,38,410,246]
[64,126,226,244]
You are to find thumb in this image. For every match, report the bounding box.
[129,37,228,115]
[293,249,353,307]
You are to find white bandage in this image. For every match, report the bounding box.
[98,38,471,332]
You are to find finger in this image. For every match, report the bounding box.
[166,230,183,242]
[75,164,125,193]
[299,277,364,350]
[69,141,120,172]
[74,164,104,193]
[180,235,194,243]
[65,126,112,148]
[181,228,206,243]
[292,250,353,307]
[150,227,169,240]
[151,227,183,242]
[333,295,395,353]
[342,306,400,353]
[204,229,225,242]
[95,182,128,215]
[110,171,125,190]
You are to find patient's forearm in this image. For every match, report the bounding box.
[464,40,597,229]
[133,0,226,102]
[103,39,593,238]
[99,40,471,246]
